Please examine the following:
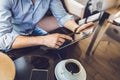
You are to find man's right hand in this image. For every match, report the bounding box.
[11,33,72,49]
[40,33,73,48]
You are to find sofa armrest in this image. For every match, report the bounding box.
[37,16,59,32]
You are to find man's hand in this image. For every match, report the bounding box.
[41,33,73,48]
[64,20,94,34]
[76,22,94,33]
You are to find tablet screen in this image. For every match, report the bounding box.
[40,38,82,51]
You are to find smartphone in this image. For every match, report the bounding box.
[30,69,48,80]
[78,12,101,25]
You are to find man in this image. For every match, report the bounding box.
[0,0,93,51]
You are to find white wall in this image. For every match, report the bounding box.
[102,0,118,10]
[64,0,85,18]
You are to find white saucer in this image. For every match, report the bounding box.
[55,59,86,80]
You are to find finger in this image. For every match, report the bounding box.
[54,45,59,49]
[86,22,94,27]
[57,38,65,43]
[77,22,94,33]
[59,34,73,41]
[84,22,94,28]
[56,41,63,46]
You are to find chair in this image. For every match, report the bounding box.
[0,52,16,80]
[64,0,85,19]
[37,16,59,32]
[92,23,120,54]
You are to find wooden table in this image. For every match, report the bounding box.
[11,44,82,80]
[0,52,16,80]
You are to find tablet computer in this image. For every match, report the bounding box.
[40,33,89,51]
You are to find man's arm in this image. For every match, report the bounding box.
[11,36,43,49]
[0,0,72,51]
[12,33,73,49]
[0,0,19,50]
[50,0,94,33]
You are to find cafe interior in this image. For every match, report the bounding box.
[0,0,120,80]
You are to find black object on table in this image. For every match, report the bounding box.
[13,44,81,80]
[14,51,60,80]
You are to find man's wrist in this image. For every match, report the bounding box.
[74,25,81,34]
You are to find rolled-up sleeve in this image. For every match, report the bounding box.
[0,0,19,51]
[50,0,74,27]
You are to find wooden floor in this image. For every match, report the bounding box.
[78,35,120,80]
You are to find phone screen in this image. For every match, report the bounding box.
[30,69,48,80]
[79,12,101,25]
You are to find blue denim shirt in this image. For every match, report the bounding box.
[0,0,74,51]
